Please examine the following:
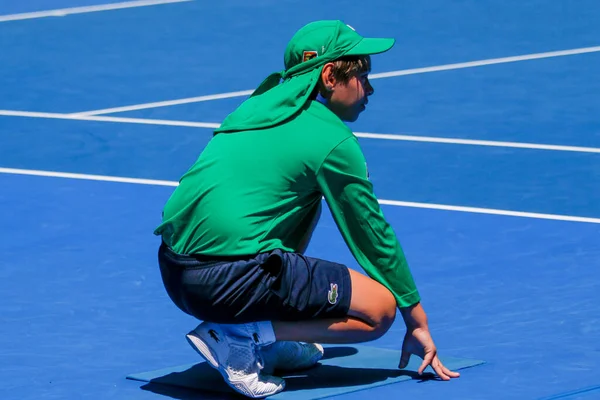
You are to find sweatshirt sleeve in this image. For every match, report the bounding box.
[316,137,420,308]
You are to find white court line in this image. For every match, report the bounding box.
[0,167,178,186]
[352,132,600,154]
[377,199,600,224]
[2,109,600,154]
[0,0,192,22]
[1,167,599,224]
[74,90,254,117]
[368,46,600,79]
[73,45,600,116]
[0,110,220,129]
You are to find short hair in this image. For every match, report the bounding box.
[329,55,372,84]
[312,55,371,98]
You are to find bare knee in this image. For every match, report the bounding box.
[347,269,398,340]
[369,288,396,339]
[349,281,396,339]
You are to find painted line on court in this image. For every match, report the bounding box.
[0,110,220,128]
[2,109,600,154]
[353,132,600,154]
[0,168,179,186]
[1,167,599,224]
[368,46,600,79]
[73,90,254,117]
[0,0,192,22]
[72,45,600,116]
[538,384,600,400]
[377,200,600,225]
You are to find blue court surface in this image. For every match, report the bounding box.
[1,1,599,399]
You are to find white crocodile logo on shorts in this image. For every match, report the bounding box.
[328,283,339,305]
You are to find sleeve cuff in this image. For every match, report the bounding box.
[394,290,421,308]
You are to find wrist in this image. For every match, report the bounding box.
[400,302,429,330]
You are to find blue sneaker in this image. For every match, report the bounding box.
[260,341,324,374]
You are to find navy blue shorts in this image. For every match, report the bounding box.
[158,242,352,323]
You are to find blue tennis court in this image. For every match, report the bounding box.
[1,1,599,399]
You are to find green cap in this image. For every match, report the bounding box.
[215,20,395,134]
[284,20,395,72]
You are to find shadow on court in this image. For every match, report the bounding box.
[136,346,438,399]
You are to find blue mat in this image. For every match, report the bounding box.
[127,345,484,399]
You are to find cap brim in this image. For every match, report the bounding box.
[346,37,395,56]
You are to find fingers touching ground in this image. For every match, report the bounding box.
[398,350,411,369]
[420,355,461,380]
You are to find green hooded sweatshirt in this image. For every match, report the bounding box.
[154,20,420,308]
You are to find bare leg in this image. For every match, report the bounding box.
[272,268,397,343]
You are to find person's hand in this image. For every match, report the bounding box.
[398,327,461,381]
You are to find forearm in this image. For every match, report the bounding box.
[316,137,420,304]
[400,302,429,330]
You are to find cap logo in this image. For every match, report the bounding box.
[303,51,318,62]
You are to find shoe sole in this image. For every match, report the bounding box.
[186,332,219,369]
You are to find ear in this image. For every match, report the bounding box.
[320,63,337,93]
